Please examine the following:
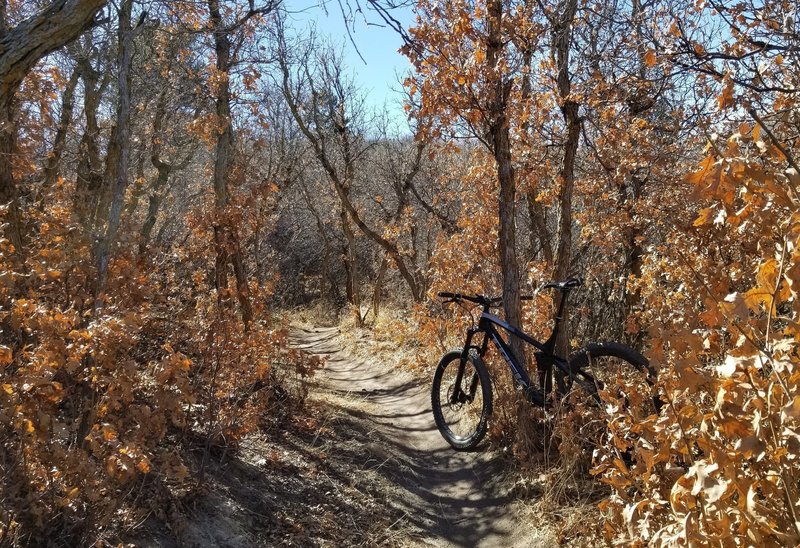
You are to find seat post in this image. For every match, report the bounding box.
[555,288,570,324]
[548,289,570,348]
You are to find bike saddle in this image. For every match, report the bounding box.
[542,277,583,291]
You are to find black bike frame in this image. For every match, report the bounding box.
[456,292,573,404]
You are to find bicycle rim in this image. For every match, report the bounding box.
[563,345,660,453]
[432,353,490,448]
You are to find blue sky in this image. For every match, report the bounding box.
[287,2,416,129]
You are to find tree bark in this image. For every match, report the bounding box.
[74,48,110,228]
[299,180,334,303]
[140,89,193,253]
[552,0,581,356]
[207,0,254,328]
[372,253,389,320]
[340,201,362,325]
[94,0,134,310]
[623,174,645,344]
[42,66,79,189]
[0,98,21,255]
[486,0,524,364]
[139,176,166,253]
[0,0,106,103]
[623,0,649,344]
[526,193,553,262]
[518,34,553,265]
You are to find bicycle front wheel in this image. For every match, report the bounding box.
[431,350,493,450]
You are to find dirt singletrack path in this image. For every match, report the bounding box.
[289,325,554,547]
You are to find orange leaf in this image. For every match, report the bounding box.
[693,207,715,227]
[0,346,12,366]
[137,458,151,474]
[644,49,657,68]
[718,78,735,110]
[782,396,800,422]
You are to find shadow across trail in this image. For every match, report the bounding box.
[290,326,543,547]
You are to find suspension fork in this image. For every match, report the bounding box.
[453,327,483,403]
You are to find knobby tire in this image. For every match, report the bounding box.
[431,350,493,450]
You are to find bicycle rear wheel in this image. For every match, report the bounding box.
[566,342,661,418]
[431,350,493,450]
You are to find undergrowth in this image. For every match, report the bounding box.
[0,191,321,545]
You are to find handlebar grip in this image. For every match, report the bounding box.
[438,292,457,299]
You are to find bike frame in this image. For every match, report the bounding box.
[455,292,573,405]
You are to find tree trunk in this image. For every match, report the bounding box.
[372,253,389,320]
[74,54,110,228]
[553,101,580,283]
[623,174,645,344]
[139,164,169,254]
[0,99,21,256]
[331,179,422,301]
[526,193,553,263]
[0,0,107,102]
[139,88,193,253]
[519,36,553,265]
[623,0,649,344]
[140,189,163,253]
[299,180,334,303]
[552,0,581,357]
[43,67,79,189]
[340,202,362,326]
[277,47,425,303]
[207,0,253,328]
[94,0,134,310]
[486,0,524,364]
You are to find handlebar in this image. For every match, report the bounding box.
[437,278,582,306]
[437,292,502,306]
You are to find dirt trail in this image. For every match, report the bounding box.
[290,325,553,547]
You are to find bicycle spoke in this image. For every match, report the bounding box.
[581,355,656,419]
[438,365,483,439]
[562,346,660,461]
[432,354,490,447]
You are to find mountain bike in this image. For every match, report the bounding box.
[431,278,661,450]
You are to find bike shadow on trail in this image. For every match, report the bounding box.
[292,325,527,547]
